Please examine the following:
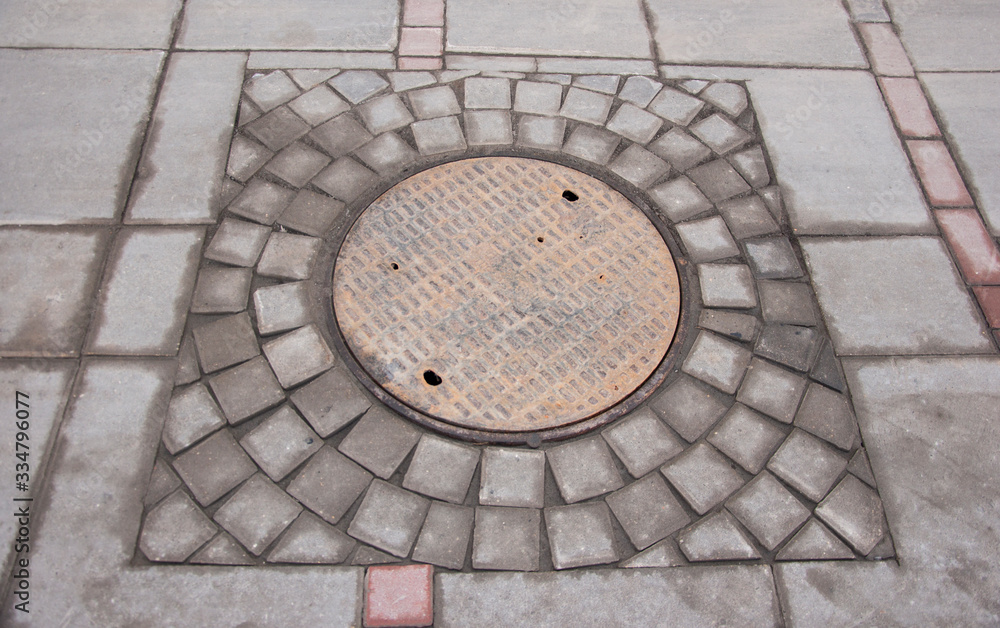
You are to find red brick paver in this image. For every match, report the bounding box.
[400,27,444,57]
[365,564,434,627]
[908,140,975,207]
[973,286,1000,328]
[937,209,1000,285]
[879,77,941,138]
[398,56,443,70]
[403,0,445,27]
[858,23,915,76]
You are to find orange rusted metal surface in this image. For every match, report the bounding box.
[333,157,681,432]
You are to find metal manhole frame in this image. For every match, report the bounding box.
[314,147,696,445]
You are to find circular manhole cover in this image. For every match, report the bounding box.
[332,157,681,437]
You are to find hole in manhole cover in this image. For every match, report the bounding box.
[331,157,683,441]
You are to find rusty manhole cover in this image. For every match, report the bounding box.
[333,157,681,436]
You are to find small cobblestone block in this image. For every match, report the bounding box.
[609,144,670,189]
[348,479,430,557]
[287,446,373,523]
[547,436,625,503]
[648,176,712,223]
[287,84,349,126]
[162,383,226,455]
[649,374,729,443]
[708,404,787,474]
[355,132,420,176]
[545,502,618,569]
[560,87,614,125]
[879,77,940,138]
[464,110,512,145]
[172,429,257,506]
[144,458,182,507]
[357,94,415,135]
[290,364,372,437]
[245,106,310,152]
[192,312,260,374]
[310,114,374,158]
[858,23,914,76]
[408,85,460,119]
[606,473,690,551]
[936,209,1000,284]
[675,216,740,263]
[389,71,436,92]
[682,330,753,395]
[687,159,751,203]
[702,83,748,118]
[478,447,546,508]
[139,490,217,562]
[267,511,356,564]
[329,70,389,104]
[907,140,975,206]
[214,473,303,556]
[758,281,820,326]
[727,471,810,551]
[736,357,808,424]
[698,263,757,309]
[312,157,379,203]
[253,281,311,336]
[606,103,663,144]
[755,324,821,373]
[513,80,563,115]
[649,128,711,172]
[729,146,771,188]
[619,76,662,108]
[718,195,779,239]
[256,232,322,281]
[244,70,300,112]
[815,475,886,555]
[648,87,704,125]
[190,532,253,565]
[208,356,286,424]
[365,564,434,628]
[339,406,422,479]
[412,502,474,570]
[403,434,480,503]
[227,178,296,226]
[690,113,751,155]
[621,539,687,568]
[353,547,401,565]
[573,75,620,95]
[744,237,804,279]
[677,511,760,562]
[698,309,759,343]
[602,407,684,478]
[464,77,511,109]
[516,115,566,151]
[278,189,345,237]
[263,141,331,188]
[472,506,540,571]
[262,324,335,388]
[795,383,858,451]
[776,518,854,561]
[204,217,271,267]
[767,428,849,502]
[412,116,467,155]
[662,442,746,515]
[240,404,322,481]
[190,266,252,314]
[227,134,274,183]
[562,125,620,165]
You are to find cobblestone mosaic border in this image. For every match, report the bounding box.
[136,68,895,571]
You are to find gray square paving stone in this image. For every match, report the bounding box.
[239,404,322,481]
[478,447,546,508]
[464,77,511,109]
[648,87,705,125]
[277,190,345,237]
[718,195,780,240]
[726,471,811,551]
[687,159,752,203]
[256,232,322,281]
[744,237,804,280]
[172,429,258,507]
[261,323,336,388]
[573,75,620,95]
[263,142,331,188]
[287,446,373,524]
[766,428,849,503]
[328,70,391,104]
[754,324,822,373]
[698,263,757,309]
[472,506,540,571]
[545,502,619,570]
[661,442,746,515]
[649,374,729,443]
[207,356,286,424]
[204,218,271,267]
[601,407,685,478]
[253,281,312,336]
[138,490,218,563]
[702,83,748,118]
[793,383,858,451]
[513,80,563,115]
[464,110,513,146]
[403,434,480,504]
[347,479,430,558]
[609,144,670,189]
[690,113,752,155]
[698,309,759,343]
[227,178,297,225]
[648,176,713,223]
[289,364,372,437]
[757,281,820,326]
[354,132,420,176]
[162,383,226,455]
[708,404,787,475]
[547,436,625,503]
[736,357,809,424]
[562,125,621,165]
[309,114,374,158]
[412,502,475,570]
[244,71,301,113]
[676,510,760,562]
[815,474,886,555]
[213,473,303,556]
[675,216,740,263]
[606,473,691,551]
[682,330,753,395]
[648,128,712,172]
[245,106,311,152]
[516,115,566,151]
[266,511,356,564]
[356,93,415,135]
[606,103,663,145]
[192,311,260,374]
[729,146,771,188]
[407,85,461,119]
[560,87,614,125]
[412,116,468,155]
[190,266,253,314]
[338,406,422,479]
[287,85,349,126]
[312,157,379,202]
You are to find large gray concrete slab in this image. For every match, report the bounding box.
[776,357,1000,625]
[749,70,933,235]
[86,228,204,356]
[179,0,398,50]
[886,0,1000,71]
[921,73,1000,235]
[0,0,181,48]
[0,228,110,356]
[0,50,164,224]
[436,567,780,626]
[647,0,865,68]
[446,0,652,59]
[126,52,247,224]
[1,359,363,626]
[801,237,992,355]
[0,361,76,582]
